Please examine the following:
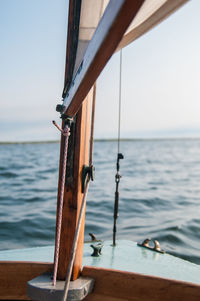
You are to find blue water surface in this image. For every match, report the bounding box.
[0,139,200,264]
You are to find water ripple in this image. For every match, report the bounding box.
[1,139,200,266]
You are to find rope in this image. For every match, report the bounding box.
[52,120,71,286]
[62,176,90,301]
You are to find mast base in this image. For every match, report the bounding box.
[27,272,94,301]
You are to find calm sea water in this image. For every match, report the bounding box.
[0,139,200,265]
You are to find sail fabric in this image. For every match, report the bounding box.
[71,0,189,84]
[117,0,189,50]
[73,0,109,77]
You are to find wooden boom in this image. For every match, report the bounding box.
[62,0,145,117]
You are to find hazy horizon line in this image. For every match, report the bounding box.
[1,136,200,145]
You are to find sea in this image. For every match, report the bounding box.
[1,139,200,265]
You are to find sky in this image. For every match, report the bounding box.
[1,0,200,142]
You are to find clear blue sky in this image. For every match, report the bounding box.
[0,0,68,141]
[1,0,200,141]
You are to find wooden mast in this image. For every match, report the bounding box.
[56,93,92,281]
[55,0,92,281]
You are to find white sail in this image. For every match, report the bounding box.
[73,0,189,77]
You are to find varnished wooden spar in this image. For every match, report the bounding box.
[55,91,92,281]
[82,266,200,301]
[54,0,94,281]
[62,0,145,117]
[116,0,189,51]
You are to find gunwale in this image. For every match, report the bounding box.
[1,240,200,300]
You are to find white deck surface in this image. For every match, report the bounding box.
[0,240,200,285]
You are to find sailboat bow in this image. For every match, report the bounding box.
[2,0,200,300]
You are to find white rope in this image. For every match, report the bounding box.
[52,120,71,286]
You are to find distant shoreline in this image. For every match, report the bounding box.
[1,137,200,145]
[0,140,60,145]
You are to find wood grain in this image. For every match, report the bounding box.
[116,0,189,51]
[85,294,127,301]
[82,266,200,301]
[0,261,53,300]
[55,91,92,281]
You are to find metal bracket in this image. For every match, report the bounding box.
[81,165,95,193]
[56,104,63,113]
[63,116,73,126]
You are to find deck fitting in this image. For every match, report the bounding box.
[27,273,94,301]
[90,243,103,257]
[137,238,165,254]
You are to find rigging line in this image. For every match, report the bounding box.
[113,49,124,246]
[118,49,122,154]
[52,120,71,286]
[62,175,90,301]
[89,82,96,167]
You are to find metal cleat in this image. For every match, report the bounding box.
[90,243,103,257]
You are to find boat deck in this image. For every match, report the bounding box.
[1,240,200,285]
